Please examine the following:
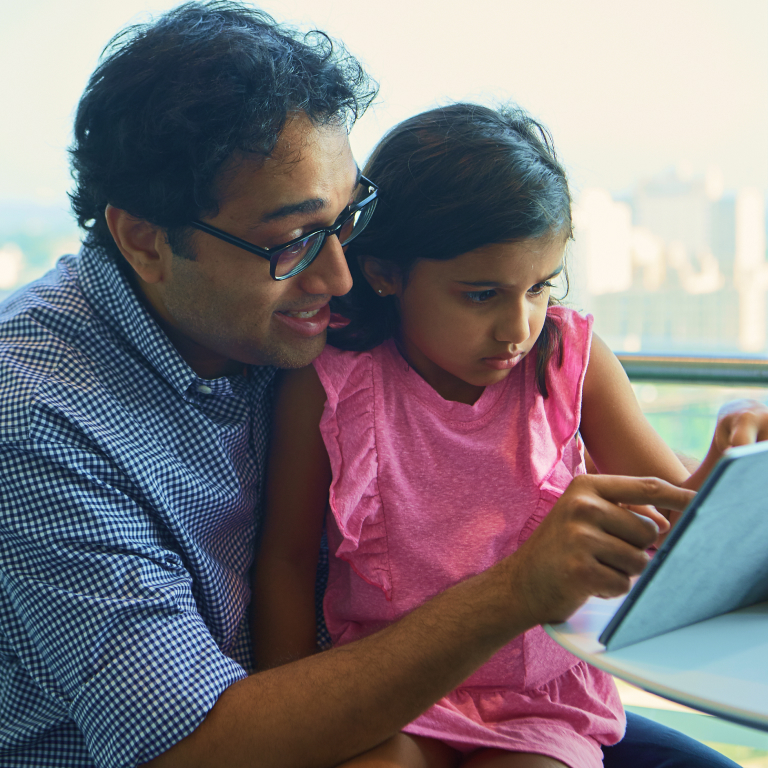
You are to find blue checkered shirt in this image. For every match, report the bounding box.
[0,245,277,767]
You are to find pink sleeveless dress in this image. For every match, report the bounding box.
[312,307,623,768]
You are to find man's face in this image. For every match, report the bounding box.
[143,114,357,377]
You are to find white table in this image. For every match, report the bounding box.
[545,596,768,732]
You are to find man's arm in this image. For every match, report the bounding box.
[0,443,249,768]
[146,473,695,768]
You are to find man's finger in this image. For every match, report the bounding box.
[594,537,652,579]
[580,474,696,512]
[625,503,671,533]
[598,502,660,550]
[589,563,634,600]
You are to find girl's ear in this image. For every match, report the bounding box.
[358,256,402,297]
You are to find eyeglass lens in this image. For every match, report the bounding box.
[272,197,376,278]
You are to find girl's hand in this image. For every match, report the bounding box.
[683,399,768,492]
[712,398,768,449]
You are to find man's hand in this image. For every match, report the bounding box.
[504,474,695,626]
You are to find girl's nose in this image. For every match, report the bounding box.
[297,234,353,297]
[495,305,530,345]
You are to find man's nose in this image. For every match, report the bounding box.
[298,234,354,297]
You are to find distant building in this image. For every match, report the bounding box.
[571,169,766,355]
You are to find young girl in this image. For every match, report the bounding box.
[252,104,751,768]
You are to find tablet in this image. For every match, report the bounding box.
[599,440,768,651]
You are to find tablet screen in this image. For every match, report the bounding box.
[599,441,768,650]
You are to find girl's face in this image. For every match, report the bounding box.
[393,237,565,405]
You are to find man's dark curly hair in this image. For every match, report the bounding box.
[69,1,377,261]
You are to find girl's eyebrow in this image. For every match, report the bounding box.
[545,264,565,280]
[457,264,564,288]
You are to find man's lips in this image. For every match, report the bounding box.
[273,303,331,337]
[482,353,523,371]
[329,313,350,329]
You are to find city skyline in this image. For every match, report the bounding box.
[1,0,766,359]
[570,168,767,354]
[2,167,766,355]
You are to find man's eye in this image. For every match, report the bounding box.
[331,204,355,231]
[284,240,309,256]
[465,290,496,303]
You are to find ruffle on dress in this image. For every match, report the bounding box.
[528,307,593,489]
[403,657,622,767]
[313,346,393,599]
[519,307,593,546]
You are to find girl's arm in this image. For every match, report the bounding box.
[580,334,768,495]
[580,333,690,486]
[251,365,330,670]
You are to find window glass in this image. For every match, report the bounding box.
[634,381,768,459]
[1,0,765,358]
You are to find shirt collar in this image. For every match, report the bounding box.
[77,243,275,396]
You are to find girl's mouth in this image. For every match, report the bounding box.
[483,354,523,371]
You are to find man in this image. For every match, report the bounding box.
[0,3,745,766]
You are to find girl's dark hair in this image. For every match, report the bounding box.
[330,103,571,397]
[69,1,377,261]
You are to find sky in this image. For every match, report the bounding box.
[0,0,766,209]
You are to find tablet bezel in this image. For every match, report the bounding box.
[599,440,768,650]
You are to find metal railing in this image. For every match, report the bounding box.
[617,353,768,386]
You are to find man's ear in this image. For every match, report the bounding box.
[358,256,402,297]
[104,205,170,284]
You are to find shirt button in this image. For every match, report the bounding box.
[197,384,213,395]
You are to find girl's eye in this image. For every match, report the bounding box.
[528,281,554,297]
[465,289,496,303]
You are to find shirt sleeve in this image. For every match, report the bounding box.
[0,440,248,768]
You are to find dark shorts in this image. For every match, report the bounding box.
[603,712,741,768]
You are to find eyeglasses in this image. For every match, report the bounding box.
[189,176,378,281]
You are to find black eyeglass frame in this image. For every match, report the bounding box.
[189,176,378,281]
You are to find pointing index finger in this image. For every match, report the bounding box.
[588,475,695,513]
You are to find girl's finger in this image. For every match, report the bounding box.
[728,416,759,448]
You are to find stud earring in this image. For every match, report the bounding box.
[377,289,384,295]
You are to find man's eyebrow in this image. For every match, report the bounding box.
[261,197,327,222]
[261,167,363,223]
